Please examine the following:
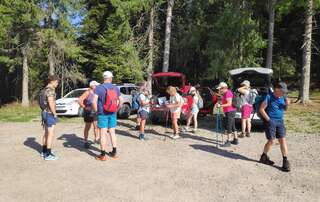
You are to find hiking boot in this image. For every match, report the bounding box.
[84,142,90,149]
[259,154,275,166]
[222,141,231,147]
[282,159,291,172]
[238,132,245,138]
[95,155,107,161]
[108,152,119,159]
[231,138,239,145]
[44,153,59,161]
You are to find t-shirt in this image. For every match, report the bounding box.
[264,93,287,120]
[94,83,121,115]
[192,95,199,109]
[221,89,236,113]
[169,93,183,113]
[138,94,150,113]
[45,86,56,113]
[240,89,250,107]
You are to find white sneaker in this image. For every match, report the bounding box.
[172,135,180,139]
[169,134,175,138]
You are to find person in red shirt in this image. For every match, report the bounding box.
[215,82,238,147]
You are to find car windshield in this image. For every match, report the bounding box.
[64,89,86,98]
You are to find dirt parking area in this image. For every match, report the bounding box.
[0,117,319,202]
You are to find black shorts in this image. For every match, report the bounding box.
[223,111,236,134]
[264,119,286,140]
[83,110,97,123]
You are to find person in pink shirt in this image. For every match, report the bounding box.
[215,82,238,147]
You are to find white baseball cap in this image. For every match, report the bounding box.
[216,82,228,90]
[103,71,114,79]
[89,80,100,87]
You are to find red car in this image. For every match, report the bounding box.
[150,72,192,123]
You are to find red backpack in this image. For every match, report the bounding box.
[103,86,119,113]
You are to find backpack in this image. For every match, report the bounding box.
[103,85,119,113]
[253,88,270,118]
[197,95,204,109]
[247,89,258,105]
[38,87,48,111]
[232,92,241,110]
[132,92,141,110]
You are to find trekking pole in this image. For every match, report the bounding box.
[215,106,223,147]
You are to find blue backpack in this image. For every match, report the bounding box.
[132,93,141,110]
[253,88,270,119]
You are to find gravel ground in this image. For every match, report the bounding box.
[0,116,319,202]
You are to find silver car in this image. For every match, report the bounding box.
[117,83,139,119]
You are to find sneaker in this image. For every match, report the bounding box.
[282,159,291,172]
[169,134,175,138]
[139,134,145,141]
[108,152,119,159]
[172,135,180,140]
[222,141,231,147]
[44,153,59,161]
[84,142,90,149]
[95,155,107,161]
[231,138,239,145]
[238,132,245,138]
[181,127,189,132]
[259,154,275,166]
[40,152,47,157]
[246,133,251,137]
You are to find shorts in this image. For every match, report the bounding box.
[241,104,253,119]
[191,106,199,115]
[264,119,286,140]
[41,111,57,128]
[138,110,149,120]
[171,112,181,119]
[98,113,117,129]
[83,110,97,123]
[223,110,236,134]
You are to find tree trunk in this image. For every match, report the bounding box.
[147,3,155,94]
[21,46,29,107]
[301,0,313,104]
[266,0,276,69]
[48,45,55,75]
[163,0,174,72]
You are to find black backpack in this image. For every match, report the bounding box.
[38,88,48,111]
[232,91,241,110]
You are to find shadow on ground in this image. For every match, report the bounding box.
[23,137,42,154]
[58,134,99,157]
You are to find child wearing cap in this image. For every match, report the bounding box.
[259,82,291,172]
[78,80,100,148]
[184,87,200,133]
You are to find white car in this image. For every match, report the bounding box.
[56,88,88,116]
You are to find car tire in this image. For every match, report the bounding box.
[118,104,131,119]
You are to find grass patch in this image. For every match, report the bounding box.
[0,103,41,122]
[288,90,320,100]
[285,101,320,134]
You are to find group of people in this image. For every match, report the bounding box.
[39,70,290,172]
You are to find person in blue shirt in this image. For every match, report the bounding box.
[259,82,290,172]
[92,71,123,161]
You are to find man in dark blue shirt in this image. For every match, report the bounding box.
[259,82,290,172]
[93,71,122,161]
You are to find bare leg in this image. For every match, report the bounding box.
[278,138,288,157]
[263,139,274,154]
[93,120,99,141]
[42,127,48,147]
[84,122,91,142]
[241,119,246,134]
[246,119,252,134]
[100,128,108,151]
[46,125,55,150]
[186,114,192,129]
[108,128,117,148]
[193,113,198,130]
[140,119,146,134]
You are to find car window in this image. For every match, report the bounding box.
[64,90,86,98]
[119,87,127,95]
[128,87,138,95]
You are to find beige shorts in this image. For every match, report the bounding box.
[171,112,181,119]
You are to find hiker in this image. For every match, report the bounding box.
[184,87,200,133]
[137,87,151,140]
[40,75,59,161]
[92,71,123,161]
[78,80,100,148]
[215,82,238,147]
[166,86,184,139]
[133,81,147,130]
[237,80,253,137]
[259,82,291,172]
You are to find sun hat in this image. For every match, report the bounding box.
[89,80,100,87]
[216,82,228,90]
[103,71,114,79]
[276,82,288,94]
[241,80,250,87]
[189,87,196,93]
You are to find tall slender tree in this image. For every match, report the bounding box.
[266,0,276,69]
[147,2,155,93]
[163,0,174,72]
[301,0,313,104]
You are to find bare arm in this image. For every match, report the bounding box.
[237,86,247,94]
[92,95,98,112]
[259,101,270,122]
[78,91,89,109]
[47,96,57,117]
[284,97,290,111]
[118,95,124,108]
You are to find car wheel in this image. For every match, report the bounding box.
[118,104,131,119]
